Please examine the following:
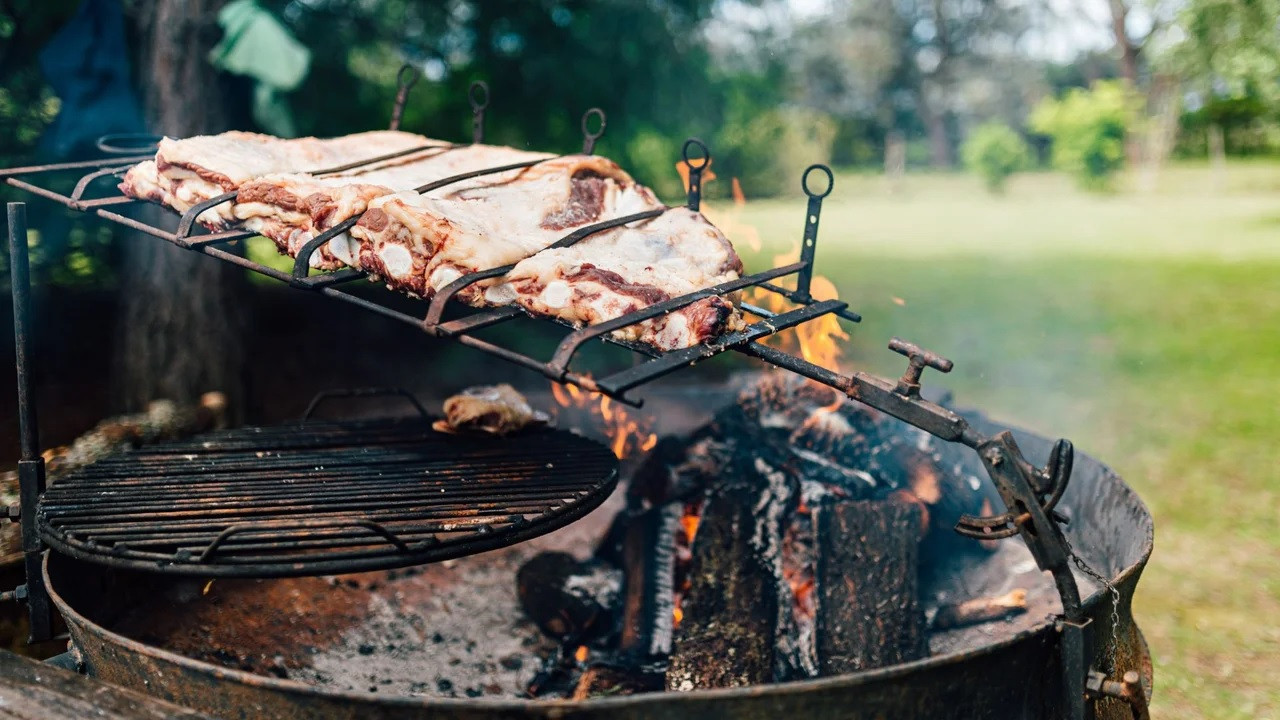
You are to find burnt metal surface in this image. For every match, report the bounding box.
[45,415,1154,720]
[37,418,618,577]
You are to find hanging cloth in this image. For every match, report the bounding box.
[37,0,147,158]
[209,0,311,137]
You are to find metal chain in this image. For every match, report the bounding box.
[1063,534,1122,669]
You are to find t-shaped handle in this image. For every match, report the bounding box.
[888,337,953,397]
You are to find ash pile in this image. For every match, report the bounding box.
[517,372,1037,699]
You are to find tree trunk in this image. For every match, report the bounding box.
[917,87,954,168]
[115,0,247,420]
[1108,0,1140,88]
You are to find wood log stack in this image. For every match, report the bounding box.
[517,372,1026,699]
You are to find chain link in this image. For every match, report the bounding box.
[1063,535,1122,669]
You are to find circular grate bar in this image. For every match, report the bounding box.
[37,418,618,577]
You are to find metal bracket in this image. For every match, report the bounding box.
[1087,667,1150,720]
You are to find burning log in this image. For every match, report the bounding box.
[665,460,795,691]
[814,497,929,674]
[571,663,662,700]
[612,504,681,659]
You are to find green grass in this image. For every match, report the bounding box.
[721,161,1280,720]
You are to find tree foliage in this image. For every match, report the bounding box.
[1030,81,1138,191]
[1163,0,1280,106]
[961,122,1030,193]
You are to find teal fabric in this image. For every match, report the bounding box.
[209,0,310,136]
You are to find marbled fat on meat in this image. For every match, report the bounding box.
[118,130,747,351]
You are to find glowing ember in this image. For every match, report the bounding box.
[550,382,657,459]
[680,513,700,545]
[673,607,684,626]
[574,645,589,663]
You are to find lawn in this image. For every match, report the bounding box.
[723,160,1280,719]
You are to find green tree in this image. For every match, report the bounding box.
[1163,0,1280,108]
[961,122,1030,193]
[1030,81,1138,191]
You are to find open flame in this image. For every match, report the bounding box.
[550,382,657,459]
[744,241,849,372]
[672,500,703,629]
[676,166,848,371]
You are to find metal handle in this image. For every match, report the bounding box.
[1087,669,1150,720]
[887,337,953,397]
[95,133,162,155]
[197,519,410,562]
[301,387,430,421]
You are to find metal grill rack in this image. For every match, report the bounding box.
[37,415,618,577]
[0,132,855,409]
[2,65,1123,718]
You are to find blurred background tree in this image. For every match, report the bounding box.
[961,121,1031,193]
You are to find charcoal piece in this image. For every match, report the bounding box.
[624,434,718,509]
[571,663,663,700]
[815,497,928,675]
[516,552,619,641]
[616,504,682,659]
[665,463,796,691]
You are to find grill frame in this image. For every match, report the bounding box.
[36,417,619,578]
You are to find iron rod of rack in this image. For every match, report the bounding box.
[6,202,54,643]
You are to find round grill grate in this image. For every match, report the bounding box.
[37,418,618,577]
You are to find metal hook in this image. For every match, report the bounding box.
[469,81,490,144]
[682,138,710,211]
[581,108,606,154]
[389,64,421,131]
[95,133,162,155]
[795,163,834,301]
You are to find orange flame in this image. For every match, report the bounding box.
[673,606,684,626]
[680,512,700,545]
[551,382,657,459]
[743,241,849,371]
[574,645,589,663]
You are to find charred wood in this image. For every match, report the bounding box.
[665,461,796,691]
[614,504,681,659]
[515,552,619,642]
[571,663,662,700]
[815,497,929,675]
[929,588,1028,631]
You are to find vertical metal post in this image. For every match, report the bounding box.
[7,202,53,643]
[796,164,834,304]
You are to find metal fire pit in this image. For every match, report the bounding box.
[44,413,1153,720]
